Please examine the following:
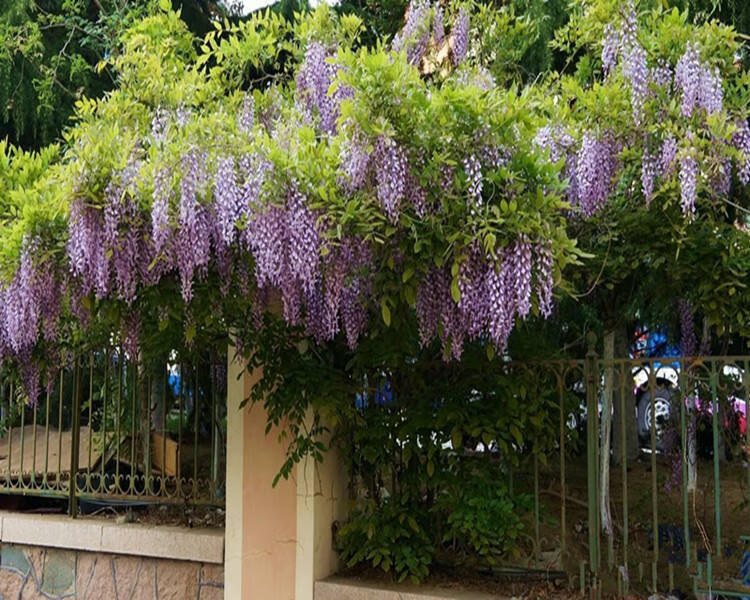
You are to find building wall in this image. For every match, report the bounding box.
[0,543,223,599]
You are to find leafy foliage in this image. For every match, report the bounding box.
[336,498,434,583]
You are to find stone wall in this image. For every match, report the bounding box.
[0,543,223,599]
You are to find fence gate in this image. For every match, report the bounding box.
[501,341,750,598]
[578,346,750,597]
[0,351,226,513]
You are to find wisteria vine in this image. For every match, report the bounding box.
[0,5,566,403]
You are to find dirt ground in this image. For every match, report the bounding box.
[516,451,750,597]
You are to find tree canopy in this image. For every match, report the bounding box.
[0,0,750,500]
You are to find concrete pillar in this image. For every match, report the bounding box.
[225,346,348,600]
[295,409,348,600]
[224,346,245,600]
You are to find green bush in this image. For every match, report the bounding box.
[436,468,531,563]
[336,498,434,583]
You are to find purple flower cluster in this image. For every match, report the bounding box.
[68,197,108,297]
[678,142,698,218]
[415,236,548,359]
[176,150,211,302]
[305,237,372,348]
[239,93,255,134]
[297,41,351,134]
[214,156,241,247]
[650,59,672,89]
[433,4,444,44]
[338,125,371,192]
[373,136,407,223]
[0,238,61,403]
[601,25,619,76]
[712,158,731,198]
[621,39,648,124]
[406,172,429,218]
[641,148,658,204]
[732,120,750,185]
[674,43,723,117]
[571,132,618,217]
[123,311,141,360]
[463,154,483,207]
[246,183,323,325]
[534,242,554,318]
[152,167,172,266]
[151,107,169,142]
[533,126,575,164]
[678,298,697,357]
[451,9,469,66]
[660,135,678,176]
[392,0,432,66]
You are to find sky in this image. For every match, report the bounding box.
[241,0,275,11]
[240,0,332,13]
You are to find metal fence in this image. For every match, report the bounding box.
[0,351,226,515]
[503,348,750,598]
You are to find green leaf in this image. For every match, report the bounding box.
[450,278,460,304]
[381,300,391,326]
[159,0,171,12]
[509,425,523,446]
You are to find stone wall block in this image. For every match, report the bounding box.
[129,559,157,600]
[0,567,27,598]
[24,547,45,589]
[74,554,97,598]
[41,549,75,597]
[197,584,223,600]
[1,545,30,576]
[0,543,221,599]
[80,556,116,600]
[112,555,142,599]
[199,564,223,586]
[155,560,200,600]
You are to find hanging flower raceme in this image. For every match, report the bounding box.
[305,236,373,346]
[679,137,698,218]
[601,25,619,76]
[674,42,723,118]
[68,197,108,297]
[151,167,172,270]
[574,133,618,217]
[297,41,352,135]
[392,0,432,66]
[415,234,544,359]
[373,136,407,223]
[239,93,255,134]
[433,4,445,45]
[463,154,483,207]
[534,242,554,319]
[641,148,658,204]
[678,298,698,357]
[451,8,469,66]
[338,124,371,192]
[176,149,211,303]
[214,156,241,248]
[733,120,750,185]
[103,165,144,306]
[0,238,62,404]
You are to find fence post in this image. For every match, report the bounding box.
[69,357,82,517]
[585,332,599,577]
